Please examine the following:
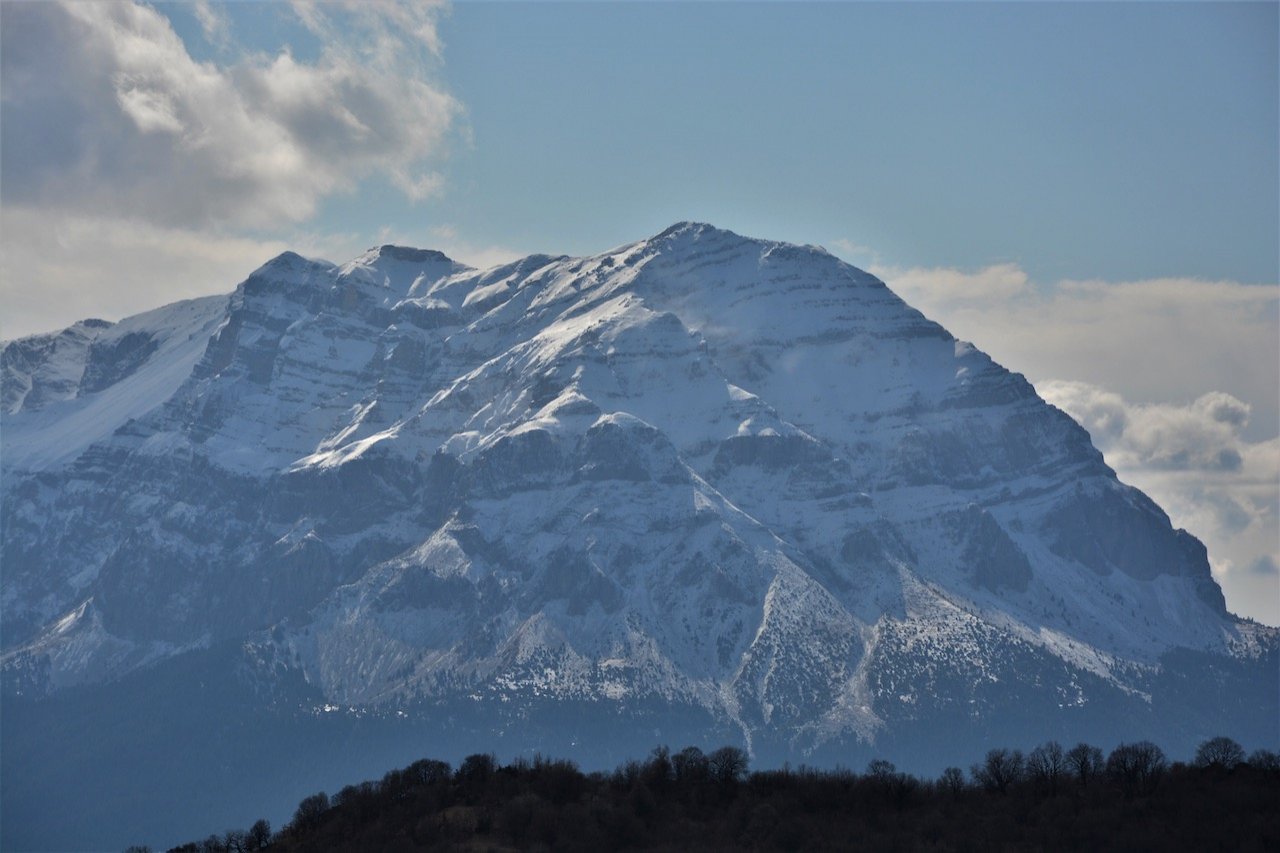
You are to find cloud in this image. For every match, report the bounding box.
[0,208,531,340]
[1041,382,1251,473]
[0,0,482,338]
[289,0,446,61]
[879,262,1031,304]
[830,239,881,265]
[192,0,230,47]
[0,1,460,229]
[1040,379,1279,624]
[1248,556,1279,577]
[0,207,376,339]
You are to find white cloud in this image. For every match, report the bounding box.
[192,0,230,48]
[0,0,481,338]
[1,1,460,229]
[289,0,446,61]
[0,208,375,340]
[830,239,880,265]
[1041,383,1253,473]
[0,208,531,340]
[879,262,1031,304]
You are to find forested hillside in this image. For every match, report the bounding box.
[161,737,1279,852]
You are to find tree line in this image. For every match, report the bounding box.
[150,736,1278,852]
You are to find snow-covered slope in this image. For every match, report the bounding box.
[2,224,1273,760]
[2,296,229,470]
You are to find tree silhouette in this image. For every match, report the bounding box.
[1106,741,1167,797]
[971,748,1024,793]
[165,737,1280,852]
[246,819,271,851]
[938,766,966,797]
[672,745,709,783]
[290,792,330,834]
[1194,736,1246,770]
[1249,749,1280,771]
[1066,742,1104,788]
[708,745,749,783]
[1027,740,1066,795]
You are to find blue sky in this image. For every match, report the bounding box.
[161,0,1279,285]
[437,1,1279,285]
[1,0,1276,623]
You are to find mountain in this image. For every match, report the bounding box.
[2,223,1275,850]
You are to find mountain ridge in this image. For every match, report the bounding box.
[1,222,1274,848]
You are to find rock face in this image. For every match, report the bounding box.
[2,224,1275,849]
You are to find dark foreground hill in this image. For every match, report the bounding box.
[165,738,1279,853]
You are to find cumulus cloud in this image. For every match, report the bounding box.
[0,0,459,229]
[0,0,476,338]
[1042,382,1252,473]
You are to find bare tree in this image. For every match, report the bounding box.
[246,818,271,851]
[971,748,1024,794]
[405,758,452,787]
[866,759,897,782]
[1248,749,1280,771]
[222,830,248,853]
[938,766,966,797]
[672,746,709,783]
[291,792,331,834]
[455,752,498,802]
[1066,742,1104,788]
[642,745,673,788]
[708,745,749,783]
[1194,736,1245,770]
[1027,741,1066,795]
[198,836,226,853]
[1107,741,1167,796]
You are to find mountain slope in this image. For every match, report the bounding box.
[2,224,1274,850]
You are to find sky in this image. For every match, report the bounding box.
[0,0,1276,624]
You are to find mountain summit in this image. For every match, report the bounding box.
[2,224,1274,849]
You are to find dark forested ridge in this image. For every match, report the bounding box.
[156,737,1279,852]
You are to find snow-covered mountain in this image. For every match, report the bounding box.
[2,224,1275,849]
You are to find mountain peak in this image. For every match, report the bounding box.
[3,222,1273,851]
[254,250,325,273]
[365,244,457,265]
[644,222,836,268]
[651,220,748,244]
[243,252,337,294]
[340,244,471,297]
